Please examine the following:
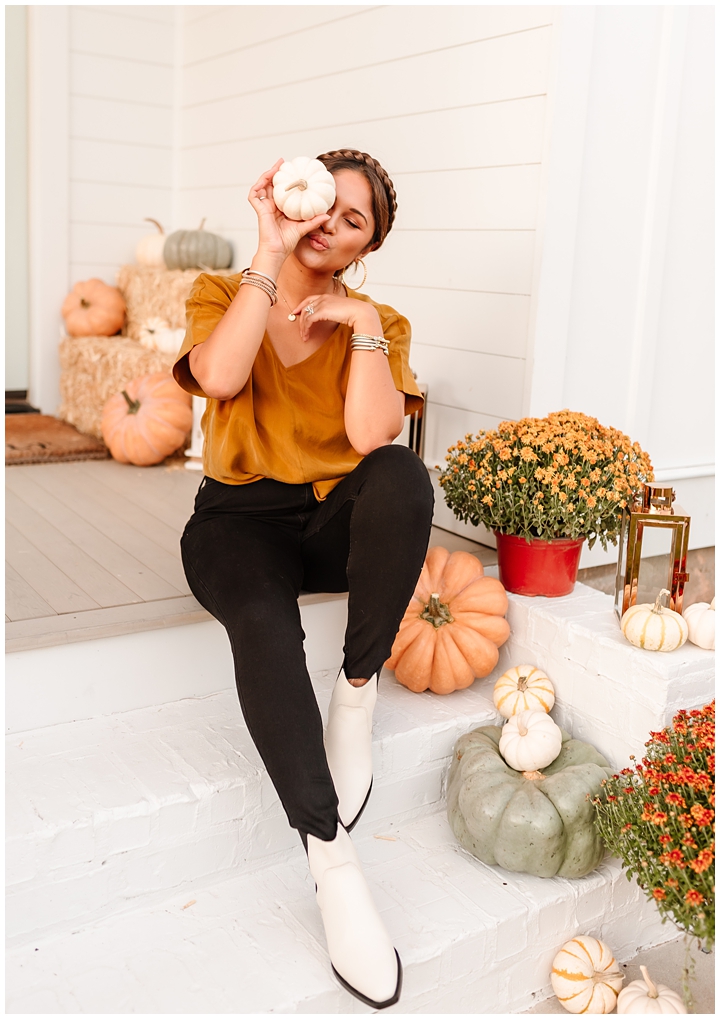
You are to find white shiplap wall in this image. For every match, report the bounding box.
[68,5,175,286]
[176,5,557,468]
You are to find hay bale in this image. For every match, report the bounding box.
[59,334,175,439]
[116,265,202,341]
[116,264,235,341]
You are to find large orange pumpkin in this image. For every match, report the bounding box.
[386,547,510,694]
[62,278,126,337]
[101,372,192,466]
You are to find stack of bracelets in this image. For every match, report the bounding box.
[239,267,277,305]
[350,334,389,356]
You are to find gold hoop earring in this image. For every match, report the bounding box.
[340,257,367,291]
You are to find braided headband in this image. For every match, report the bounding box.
[315,149,397,235]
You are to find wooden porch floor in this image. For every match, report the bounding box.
[5,460,497,654]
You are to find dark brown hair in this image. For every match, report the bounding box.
[316,149,397,250]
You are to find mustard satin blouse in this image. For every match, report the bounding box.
[173,272,423,500]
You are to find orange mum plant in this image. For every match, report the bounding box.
[438,409,653,548]
[593,701,715,951]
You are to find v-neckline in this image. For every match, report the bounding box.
[265,323,343,371]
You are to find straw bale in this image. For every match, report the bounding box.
[116,264,236,341]
[59,334,176,439]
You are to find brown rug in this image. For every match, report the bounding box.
[6,414,110,465]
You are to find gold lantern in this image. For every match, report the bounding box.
[614,483,690,618]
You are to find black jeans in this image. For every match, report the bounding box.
[180,444,434,841]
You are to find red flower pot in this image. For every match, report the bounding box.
[494,532,585,597]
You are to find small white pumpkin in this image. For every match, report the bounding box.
[551,936,624,1014]
[683,597,715,651]
[493,665,555,718]
[498,709,563,772]
[136,218,167,267]
[621,589,688,652]
[616,965,687,1014]
[138,318,185,355]
[272,157,336,221]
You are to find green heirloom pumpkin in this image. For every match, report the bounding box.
[447,725,612,878]
[163,219,233,271]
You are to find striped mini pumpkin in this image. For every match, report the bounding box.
[551,936,624,1013]
[621,589,688,652]
[493,665,555,718]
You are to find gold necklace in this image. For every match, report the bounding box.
[276,276,339,322]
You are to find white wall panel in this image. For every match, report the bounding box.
[87,6,174,25]
[70,7,173,64]
[71,97,172,148]
[70,140,172,189]
[182,7,384,66]
[645,7,714,472]
[182,7,553,106]
[69,263,123,287]
[70,223,153,267]
[70,182,171,229]
[359,284,530,359]
[423,403,505,471]
[393,165,541,230]
[70,53,173,106]
[371,231,535,294]
[180,28,552,147]
[179,92,546,162]
[411,344,524,420]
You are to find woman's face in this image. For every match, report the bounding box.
[294,169,376,273]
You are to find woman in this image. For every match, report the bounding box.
[174,149,434,1009]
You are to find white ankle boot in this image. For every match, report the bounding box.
[307,825,402,1008]
[324,670,377,830]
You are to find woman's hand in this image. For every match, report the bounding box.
[292,293,383,342]
[249,159,331,261]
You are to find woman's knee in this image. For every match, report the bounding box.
[361,444,434,514]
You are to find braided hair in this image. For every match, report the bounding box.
[316,149,397,250]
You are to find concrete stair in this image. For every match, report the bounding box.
[6,582,713,1013]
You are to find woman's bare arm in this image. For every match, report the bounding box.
[294,293,405,455]
[189,160,329,400]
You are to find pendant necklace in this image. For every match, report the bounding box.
[276,275,339,322]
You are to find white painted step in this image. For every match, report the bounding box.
[7,669,500,947]
[6,593,350,734]
[6,808,672,1015]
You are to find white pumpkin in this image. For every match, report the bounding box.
[551,936,624,1014]
[138,318,185,355]
[493,665,555,718]
[272,157,336,221]
[621,590,688,652]
[616,965,687,1014]
[498,709,563,772]
[683,597,715,651]
[136,218,166,267]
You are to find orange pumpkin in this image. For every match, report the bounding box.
[386,547,510,694]
[62,278,126,337]
[101,372,192,466]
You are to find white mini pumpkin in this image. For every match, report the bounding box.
[498,709,563,772]
[136,218,167,267]
[272,157,336,221]
[683,597,715,651]
[621,589,688,652]
[493,665,555,718]
[138,318,185,355]
[551,936,624,1014]
[616,965,687,1014]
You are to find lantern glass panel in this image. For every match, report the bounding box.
[635,524,675,607]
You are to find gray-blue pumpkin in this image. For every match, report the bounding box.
[163,219,232,271]
[447,724,612,878]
